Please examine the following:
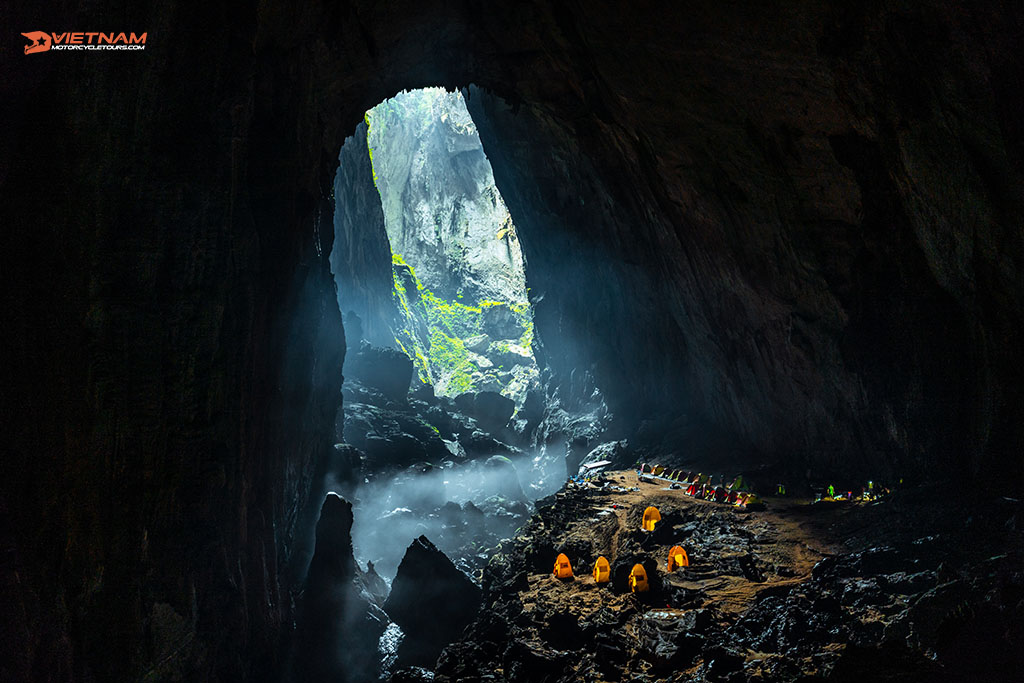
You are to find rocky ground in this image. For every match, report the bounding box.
[338,370,539,579]
[321,344,1024,683]
[395,471,1024,683]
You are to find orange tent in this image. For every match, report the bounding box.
[629,563,649,592]
[642,506,661,531]
[553,553,573,579]
[592,556,610,583]
[667,545,689,571]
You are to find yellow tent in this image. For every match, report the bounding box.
[642,506,661,531]
[652,465,665,476]
[629,563,649,593]
[667,545,689,571]
[553,553,573,579]
[592,556,610,583]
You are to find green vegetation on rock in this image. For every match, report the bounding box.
[366,88,538,401]
[388,250,535,397]
[422,290,483,338]
[428,329,476,395]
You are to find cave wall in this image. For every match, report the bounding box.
[331,120,398,348]
[463,3,1024,483]
[1,0,1022,680]
[1,2,347,681]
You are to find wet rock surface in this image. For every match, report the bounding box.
[426,473,1024,682]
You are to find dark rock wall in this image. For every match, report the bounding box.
[331,120,398,348]
[1,3,346,681]
[462,3,1024,484]
[1,0,1021,680]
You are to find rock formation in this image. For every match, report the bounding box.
[368,88,528,305]
[291,494,387,682]
[332,121,400,348]
[383,536,482,668]
[340,89,542,406]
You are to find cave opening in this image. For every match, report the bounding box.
[329,87,565,582]
[325,85,585,678]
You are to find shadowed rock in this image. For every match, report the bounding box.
[347,342,415,401]
[292,494,387,682]
[383,536,482,668]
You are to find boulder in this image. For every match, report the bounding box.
[453,390,516,433]
[481,303,525,339]
[346,342,414,401]
[637,610,707,671]
[409,381,437,404]
[474,391,516,431]
[577,439,631,474]
[485,340,532,368]
[452,392,477,415]
[383,536,483,668]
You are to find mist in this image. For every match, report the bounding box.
[344,449,565,581]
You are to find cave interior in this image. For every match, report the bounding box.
[2,1,1023,682]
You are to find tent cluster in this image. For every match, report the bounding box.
[637,465,762,509]
[815,480,889,503]
[553,530,691,594]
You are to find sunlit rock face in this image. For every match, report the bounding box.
[368,88,527,305]
[338,88,542,403]
[2,0,1022,681]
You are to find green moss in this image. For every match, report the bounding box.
[421,290,482,338]
[428,329,477,394]
[365,112,382,192]
[388,250,538,396]
[519,319,534,348]
[391,257,432,382]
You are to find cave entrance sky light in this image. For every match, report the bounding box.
[339,87,540,406]
[328,87,556,591]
